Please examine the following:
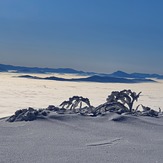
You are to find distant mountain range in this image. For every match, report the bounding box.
[19,75,155,83]
[0,63,163,80]
[0,63,93,75]
[109,70,163,79]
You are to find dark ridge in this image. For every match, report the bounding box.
[110,71,131,78]
[73,75,134,83]
[19,75,41,79]
[18,75,156,83]
[1,63,163,79]
[0,63,93,75]
[109,70,163,79]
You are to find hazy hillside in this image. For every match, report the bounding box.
[19,74,155,83]
[0,64,94,75]
[1,63,163,79]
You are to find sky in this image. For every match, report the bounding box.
[0,0,163,74]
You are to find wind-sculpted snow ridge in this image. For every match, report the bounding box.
[7,89,163,122]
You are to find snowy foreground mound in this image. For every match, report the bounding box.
[7,90,163,122]
[1,90,163,163]
[1,112,163,163]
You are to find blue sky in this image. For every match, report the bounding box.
[0,0,163,73]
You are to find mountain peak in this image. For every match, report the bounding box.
[111,70,130,77]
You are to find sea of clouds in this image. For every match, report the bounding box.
[0,72,163,118]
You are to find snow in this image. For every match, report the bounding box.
[1,72,163,163]
[0,72,163,118]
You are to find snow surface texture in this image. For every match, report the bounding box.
[1,73,163,163]
[1,113,163,163]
